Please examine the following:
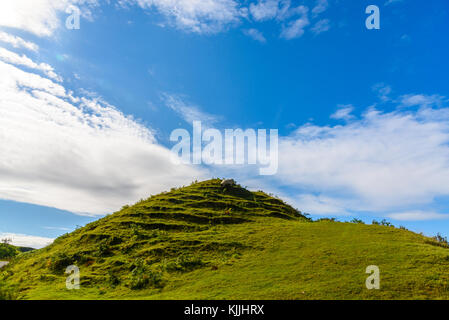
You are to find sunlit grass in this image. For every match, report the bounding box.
[2,179,449,300]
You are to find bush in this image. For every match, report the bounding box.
[47,253,74,274]
[0,243,17,259]
[108,271,121,287]
[434,233,449,246]
[316,218,336,222]
[350,218,365,224]
[164,254,205,273]
[129,259,164,290]
[96,239,112,257]
[380,219,394,227]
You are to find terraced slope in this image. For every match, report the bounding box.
[2,179,449,300]
[0,179,308,299]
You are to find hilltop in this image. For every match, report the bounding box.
[1,179,449,300]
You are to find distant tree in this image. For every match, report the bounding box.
[434,233,449,246]
[380,219,394,227]
[1,238,12,244]
[0,241,17,259]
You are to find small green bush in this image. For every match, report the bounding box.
[434,233,449,246]
[47,253,73,274]
[129,259,164,290]
[164,254,205,273]
[0,243,17,259]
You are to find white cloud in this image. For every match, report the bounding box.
[0,233,54,249]
[293,194,349,215]
[373,83,392,102]
[162,93,219,125]
[126,0,245,34]
[280,7,309,39]
[0,31,39,52]
[278,103,449,220]
[0,0,321,39]
[312,0,328,16]
[0,47,62,81]
[43,226,72,231]
[243,28,266,43]
[311,18,330,35]
[400,94,445,108]
[0,54,206,215]
[388,211,449,221]
[249,0,280,21]
[0,0,98,37]
[385,0,403,6]
[249,0,309,22]
[330,104,354,121]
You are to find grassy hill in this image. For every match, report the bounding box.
[1,179,449,300]
[0,242,34,260]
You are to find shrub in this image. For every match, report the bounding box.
[316,218,336,222]
[434,233,449,246]
[108,271,121,287]
[350,218,365,224]
[164,254,205,273]
[96,241,111,257]
[47,253,74,274]
[131,224,144,240]
[129,259,164,290]
[0,243,17,259]
[380,219,394,227]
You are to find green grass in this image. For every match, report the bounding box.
[2,179,449,300]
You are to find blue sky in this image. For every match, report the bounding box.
[0,0,448,248]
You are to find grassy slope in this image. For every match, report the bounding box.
[2,179,449,300]
[0,243,30,260]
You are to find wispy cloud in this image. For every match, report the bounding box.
[330,104,354,121]
[277,97,449,220]
[384,0,403,6]
[312,0,328,16]
[372,83,392,102]
[124,0,245,34]
[162,93,220,126]
[400,94,445,108]
[388,211,449,221]
[249,0,280,21]
[0,47,62,81]
[0,31,39,52]
[0,1,328,41]
[243,28,267,43]
[311,19,330,35]
[43,226,72,231]
[0,233,54,249]
[0,0,99,37]
[280,7,309,39]
[0,50,206,215]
